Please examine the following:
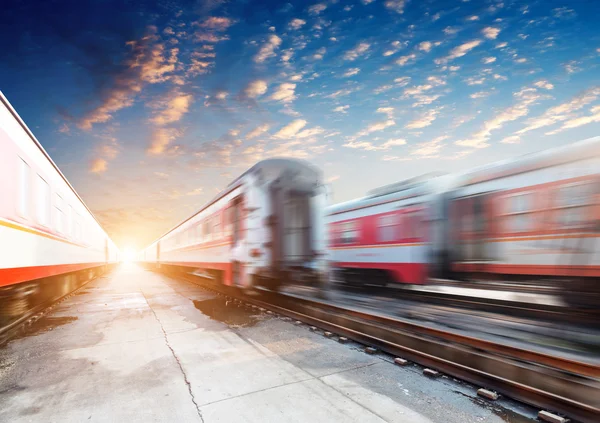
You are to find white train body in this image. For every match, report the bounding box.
[0,92,119,292]
[140,158,329,289]
[449,136,600,281]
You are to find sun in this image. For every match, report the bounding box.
[121,247,137,263]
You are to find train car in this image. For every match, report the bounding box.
[0,92,119,326]
[327,172,456,286]
[447,137,600,306]
[139,158,330,291]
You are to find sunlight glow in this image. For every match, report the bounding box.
[121,248,136,263]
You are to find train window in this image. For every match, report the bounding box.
[505,193,533,233]
[36,175,50,226]
[68,205,73,237]
[341,221,358,244]
[556,182,593,228]
[74,214,81,241]
[17,158,30,218]
[378,214,398,242]
[214,214,221,239]
[54,194,66,234]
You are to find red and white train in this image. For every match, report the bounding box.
[0,92,119,324]
[328,137,600,306]
[139,158,330,291]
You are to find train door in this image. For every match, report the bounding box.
[230,196,244,286]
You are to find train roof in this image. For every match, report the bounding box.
[461,136,600,186]
[327,172,457,216]
[144,157,322,249]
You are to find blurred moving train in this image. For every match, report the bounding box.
[139,158,330,291]
[329,137,600,307]
[0,92,119,327]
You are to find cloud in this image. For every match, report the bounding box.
[333,105,349,113]
[435,39,482,64]
[353,119,396,138]
[342,137,405,151]
[467,15,479,21]
[482,57,496,64]
[405,109,439,129]
[148,128,182,155]
[482,27,501,40]
[411,135,449,158]
[324,87,359,98]
[457,87,548,148]
[444,27,459,35]
[308,3,327,15]
[343,68,361,77]
[418,41,433,52]
[78,30,174,130]
[197,17,235,31]
[150,92,193,126]
[396,53,417,66]
[246,124,270,140]
[501,135,520,144]
[243,79,268,98]
[545,106,600,135]
[534,80,554,90]
[270,83,296,103]
[564,61,580,74]
[344,42,370,61]
[312,47,326,60]
[90,158,108,174]
[273,119,308,139]
[289,18,306,30]
[377,107,394,119]
[384,0,408,14]
[254,34,282,63]
[470,91,490,99]
[296,127,325,139]
[517,87,600,134]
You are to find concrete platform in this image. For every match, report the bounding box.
[0,264,536,422]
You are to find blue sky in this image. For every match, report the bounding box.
[2,0,599,249]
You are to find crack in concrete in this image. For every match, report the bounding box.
[141,291,205,423]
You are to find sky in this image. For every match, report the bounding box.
[1,0,600,250]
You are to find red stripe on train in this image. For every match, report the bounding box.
[453,263,600,277]
[332,261,427,284]
[0,262,108,287]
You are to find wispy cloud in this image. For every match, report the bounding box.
[333,105,350,113]
[418,41,433,52]
[435,39,482,64]
[288,18,306,30]
[517,87,600,134]
[343,68,361,77]
[246,124,270,139]
[150,92,193,126]
[546,105,600,135]
[148,128,182,155]
[243,79,268,98]
[396,53,417,66]
[270,83,296,103]
[482,27,501,40]
[457,87,549,148]
[308,3,327,15]
[254,34,282,63]
[384,0,408,14]
[344,42,370,61]
[273,119,307,139]
[90,158,108,174]
[405,109,439,129]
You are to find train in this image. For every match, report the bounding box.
[329,137,600,307]
[0,92,120,327]
[138,158,330,292]
[140,137,599,308]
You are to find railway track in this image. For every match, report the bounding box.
[329,283,600,327]
[168,269,599,423]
